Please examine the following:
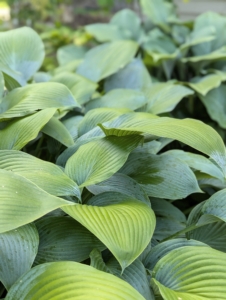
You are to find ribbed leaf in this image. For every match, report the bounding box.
[0,169,71,233]
[63,192,156,270]
[62,115,83,141]
[35,216,105,264]
[99,112,226,175]
[0,82,79,120]
[50,72,97,105]
[56,44,86,65]
[5,262,145,300]
[152,246,226,300]
[104,58,152,92]
[0,224,39,290]
[76,40,139,82]
[143,82,193,114]
[0,150,80,199]
[143,238,208,270]
[41,117,74,147]
[86,89,147,111]
[188,74,223,96]
[65,135,143,187]
[0,72,4,97]
[120,153,202,200]
[0,108,56,150]
[0,27,44,86]
[87,173,149,204]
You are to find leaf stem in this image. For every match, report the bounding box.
[160,224,198,243]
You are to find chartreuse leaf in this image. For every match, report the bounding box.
[76,40,139,82]
[0,224,39,290]
[151,246,226,300]
[163,150,224,180]
[104,58,152,92]
[142,82,193,114]
[78,108,130,136]
[199,85,226,129]
[85,24,124,42]
[5,261,145,300]
[41,117,75,147]
[0,150,80,199]
[187,74,223,96]
[99,112,226,175]
[0,27,44,86]
[143,238,207,270]
[0,72,4,96]
[50,72,97,105]
[0,108,56,150]
[0,82,79,120]
[35,216,105,264]
[86,89,147,111]
[87,173,149,204]
[63,192,156,270]
[120,153,202,200]
[0,169,72,233]
[65,135,143,187]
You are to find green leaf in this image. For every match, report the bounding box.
[0,169,71,233]
[62,115,83,142]
[0,150,80,199]
[187,74,223,96]
[0,82,79,120]
[0,27,44,86]
[76,40,139,82]
[35,216,105,264]
[104,58,152,92]
[99,112,226,175]
[0,108,56,150]
[41,117,75,147]
[50,72,97,105]
[182,46,226,63]
[5,261,145,300]
[0,72,4,97]
[143,238,207,270]
[199,84,226,129]
[86,89,147,111]
[63,192,155,270]
[152,246,226,300]
[142,82,193,114]
[65,135,143,187]
[87,172,149,204]
[56,44,86,66]
[85,24,124,42]
[120,153,202,200]
[0,224,39,290]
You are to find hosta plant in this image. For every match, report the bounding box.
[1,1,226,299]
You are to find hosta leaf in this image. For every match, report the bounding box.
[41,117,74,147]
[182,46,226,63]
[190,221,226,252]
[0,150,80,199]
[152,246,226,300]
[0,224,39,290]
[199,84,226,129]
[0,169,71,233]
[50,72,97,105]
[85,24,124,42]
[0,108,56,150]
[187,74,223,96]
[76,40,139,82]
[5,262,145,300]
[107,257,155,300]
[62,115,83,141]
[163,150,224,180]
[56,44,86,66]
[0,82,79,120]
[120,153,201,200]
[63,192,156,270]
[35,216,105,264]
[90,249,111,273]
[99,112,226,175]
[86,89,147,111]
[65,135,143,187]
[0,27,44,86]
[142,82,193,114]
[143,238,207,270]
[0,72,4,97]
[104,58,152,92]
[87,172,149,204]
[78,108,129,137]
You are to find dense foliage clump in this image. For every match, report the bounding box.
[1,0,226,299]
